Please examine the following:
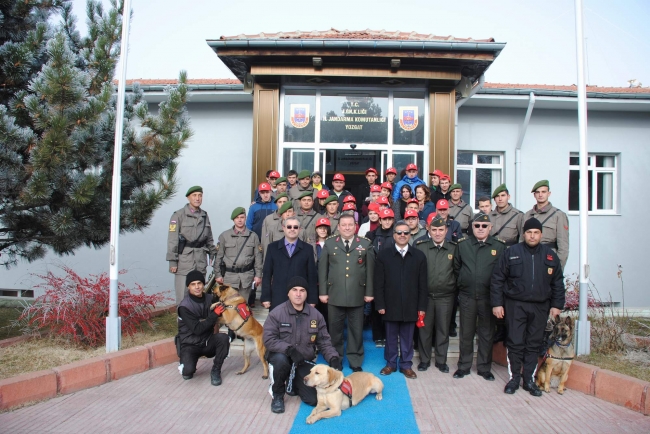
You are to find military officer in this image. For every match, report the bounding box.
[521,180,569,270]
[489,184,524,246]
[318,214,375,371]
[295,190,319,244]
[448,183,474,234]
[453,213,507,380]
[415,215,458,373]
[166,186,217,304]
[289,170,316,208]
[261,200,294,256]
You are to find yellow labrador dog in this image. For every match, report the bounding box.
[303,364,384,424]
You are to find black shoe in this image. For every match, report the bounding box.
[448,328,458,338]
[435,363,449,373]
[271,394,285,414]
[417,362,430,371]
[182,374,193,380]
[504,379,520,394]
[210,366,222,386]
[228,329,236,343]
[478,371,495,381]
[351,366,363,372]
[453,369,470,378]
[523,381,543,397]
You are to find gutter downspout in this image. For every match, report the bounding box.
[515,92,536,209]
[455,75,485,181]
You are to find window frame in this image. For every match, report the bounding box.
[455,151,505,211]
[568,153,619,216]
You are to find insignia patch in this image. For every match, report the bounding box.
[358,257,363,264]
[290,104,310,128]
[448,254,453,260]
[509,256,519,260]
[310,334,316,342]
[310,320,317,328]
[547,254,553,261]
[398,106,419,131]
[491,250,497,256]
[564,225,569,230]
[169,224,177,232]
[281,323,291,327]
[258,245,263,252]
[548,268,553,275]
[355,246,365,251]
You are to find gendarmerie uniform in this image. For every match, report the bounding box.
[448,184,474,233]
[295,198,319,244]
[454,213,507,376]
[166,191,217,304]
[491,218,565,387]
[490,203,524,246]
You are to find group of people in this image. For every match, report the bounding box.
[166,165,570,413]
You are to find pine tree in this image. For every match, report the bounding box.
[0,0,192,267]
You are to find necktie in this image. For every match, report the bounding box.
[345,240,350,252]
[288,243,294,257]
[400,249,405,257]
[479,241,485,247]
[437,245,441,251]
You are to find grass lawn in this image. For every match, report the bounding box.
[577,352,650,383]
[0,307,25,340]
[0,311,178,380]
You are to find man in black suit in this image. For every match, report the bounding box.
[261,216,318,310]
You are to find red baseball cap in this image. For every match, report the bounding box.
[406,163,418,171]
[332,173,345,182]
[436,199,449,209]
[379,208,395,219]
[269,170,281,179]
[404,209,419,219]
[342,202,356,211]
[258,182,271,192]
[381,181,393,191]
[440,174,451,181]
[316,217,330,227]
[316,189,330,199]
[365,167,378,175]
[428,169,443,177]
[368,203,380,213]
[376,196,390,205]
[370,185,382,193]
[426,212,438,226]
[407,198,419,205]
[343,195,356,203]
[385,167,397,175]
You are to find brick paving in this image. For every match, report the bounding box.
[1,352,649,433]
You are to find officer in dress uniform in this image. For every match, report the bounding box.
[489,184,524,246]
[448,183,474,234]
[318,214,375,371]
[166,186,217,304]
[521,180,570,270]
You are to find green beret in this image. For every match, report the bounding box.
[449,183,462,192]
[298,169,311,179]
[275,176,288,184]
[278,201,293,215]
[429,215,446,227]
[472,212,491,223]
[230,207,246,220]
[531,180,549,193]
[298,190,313,199]
[323,195,338,205]
[274,192,288,203]
[492,184,508,198]
[185,186,202,196]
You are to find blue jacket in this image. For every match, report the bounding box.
[419,201,435,222]
[392,175,426,201]
[247,199,277,239]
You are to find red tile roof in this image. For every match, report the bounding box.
[483,83,650,94]
[219,28,495,43]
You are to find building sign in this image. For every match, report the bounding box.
[320,93,389,144]
[398,106,418,131]
[290,104,310,128]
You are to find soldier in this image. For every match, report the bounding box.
[490,184,524,246]
[166,186,217,304]
[318,214,375,371]
[448,183,474,234]
[261,199,294,255]
[415,215,457,373]
[286,170,298,190]
[521,180,569,270]
[295,190,319,244]
[320,195,341,234]
[478,195,493,215]
[453,213,507,380]
[289,170,315,208]
[275,177,289,195]
[215,206,263,307]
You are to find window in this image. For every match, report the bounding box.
[456,152,504,209]
[568,154,617,213]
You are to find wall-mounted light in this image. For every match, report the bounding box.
[313,57,323,67]
[390,59,401,69]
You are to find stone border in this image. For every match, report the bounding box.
[492,343,650,415]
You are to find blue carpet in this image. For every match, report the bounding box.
[289,328,420,434]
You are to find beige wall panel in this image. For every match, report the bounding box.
[429,90,455,178]
[252,83,279,195]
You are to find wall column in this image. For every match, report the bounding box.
[428,88,456,178]
[251,83,279,194]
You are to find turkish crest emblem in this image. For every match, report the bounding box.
[290,104,310,128]
[399,106,418,131]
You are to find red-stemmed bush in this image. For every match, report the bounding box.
[564,274,600,311]
[18,266,170,347]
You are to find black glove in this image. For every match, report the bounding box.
[287,347,305,365]
[329,356,342,371]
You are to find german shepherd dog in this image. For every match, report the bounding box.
[211,285,269,379]
[536,315,574,394]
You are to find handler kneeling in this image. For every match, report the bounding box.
[263,276,342,414]
[177,270,230,385]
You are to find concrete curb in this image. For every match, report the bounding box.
[492,343,650,415]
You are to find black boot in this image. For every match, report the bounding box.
[228,329,236,343]
[271,394,285,414]
[504,378,520,394]
[523,380,542,397]
[210,365,222,386]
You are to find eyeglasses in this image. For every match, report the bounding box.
[285,225,300,230]
[394,230,410,236]
[473,224,489,229]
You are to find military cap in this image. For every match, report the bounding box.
[492,183,509,198]
[531,180,549,193]
[275,176,288,184]
[429,214,446,227]
[323,195,338,206]
[299,190,313,199]
[185,186,202,196]
[230,207,246,220]
[274,193,288,203]
[298,169,311,179]
[449,183,462,192]
[472,212,491,223]
[278,201,293,215]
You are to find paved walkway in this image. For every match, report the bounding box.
[1,352,648,433]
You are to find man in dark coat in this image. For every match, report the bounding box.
[261,216,318,310]
[374,220,428,379]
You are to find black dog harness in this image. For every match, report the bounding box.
[542,341,575,363]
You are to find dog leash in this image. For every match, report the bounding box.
[286,360,316,394]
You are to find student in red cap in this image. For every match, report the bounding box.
[314,188,330,214]
[355,167,380,210]
[436,199,462,243]
[359,202,381,237]
[312,217,333,326]
[385,167,398,190]
[247,182,278,240]
[414,184,435,222]
[361,184,383,217]
[404,209,427,243]
[329,173,352,211]
[392,163,425,202]
[341,201,359,233]
[428,169,443,193]
[431,174,452,204]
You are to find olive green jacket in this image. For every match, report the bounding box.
[448,199,474,232]
[415,238,458,299]
[490,203,524,246]
[454,235,506,300]
[215,227,263,289]
[166,205,217,275]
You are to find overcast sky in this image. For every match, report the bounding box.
[69,0,649,87]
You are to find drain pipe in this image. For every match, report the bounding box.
[455,75,485,178]
[515,92,536,209]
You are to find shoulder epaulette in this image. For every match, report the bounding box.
[448,240,458,245]
[416,238,430,245]
[495,237,506,244]
[456,236,468,243]
[325,234,338,240]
